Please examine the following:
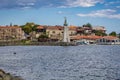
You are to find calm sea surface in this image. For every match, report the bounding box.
[0,45,120,80]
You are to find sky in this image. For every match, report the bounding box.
[0,0,120,33]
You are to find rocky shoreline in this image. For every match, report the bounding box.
[0,69,23,80]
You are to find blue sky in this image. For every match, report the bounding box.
[0,0,120,33]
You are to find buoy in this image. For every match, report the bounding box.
[13,52,16,54]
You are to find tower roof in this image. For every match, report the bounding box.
[64,17,68,26]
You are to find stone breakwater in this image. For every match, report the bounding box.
[0,69,23,80]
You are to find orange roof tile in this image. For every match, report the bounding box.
[71,35,102,40]
[87,35,102,40]
[0,26,21,29]
[101,36,118,40]
[37,26,44,29]
[46,26,63,30]
[69,25,77,30]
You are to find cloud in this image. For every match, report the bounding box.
[0,0,104,9]
[0,0,65,9]
[105,1,120,6]
[116,6,120,8]
[77,9,120,19]
[18,3,35,6]
[57,11,63,14]
[65,0,103,7]
[0,0,37,9]
[104,1,120,10]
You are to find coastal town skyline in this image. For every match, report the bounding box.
[0,0,120,33]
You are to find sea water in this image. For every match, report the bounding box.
[0,45,120,80]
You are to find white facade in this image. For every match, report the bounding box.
[63,17,70,42]
[96,37,120,45]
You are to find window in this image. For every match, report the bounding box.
[52,31,55,34]
[102,38,106,42]
[112,40,115,42]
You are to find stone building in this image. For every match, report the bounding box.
[0,26,25,41]
[69,25,77,36]
[46,25,63,41]
[36,25,46,38]
[92,26,106,33]
[76,26,92,35]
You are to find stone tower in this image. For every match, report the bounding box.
[63,17,70,42]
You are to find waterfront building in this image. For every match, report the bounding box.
[36,25,46,38]
[96,36,120,45]
[46,25,63,41]
[76,26,93,35]
[0,26,25,41]
[69,25,77,36]
[71,35,102,44]
[63,17,70,42]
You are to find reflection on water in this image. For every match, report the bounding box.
[0,45,120,80]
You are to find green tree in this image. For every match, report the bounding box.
[38,33,49,42]
[22,25,32,34]
[94,30,107,36]
[109,31,117,37]
[39,34,48,38]
[21,22,39,34]
[83,23,92,28]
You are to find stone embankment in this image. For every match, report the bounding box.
[0,69,23,80]
[0,41,77,46]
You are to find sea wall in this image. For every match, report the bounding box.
[0,41,76,46]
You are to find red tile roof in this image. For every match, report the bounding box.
[71,35,119,40]
[101,36,118,40]
[71,35,102,40]
[46,26,63,30]
[37,26,44,29]
[0,26,21,29]
[69,25,77,30]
